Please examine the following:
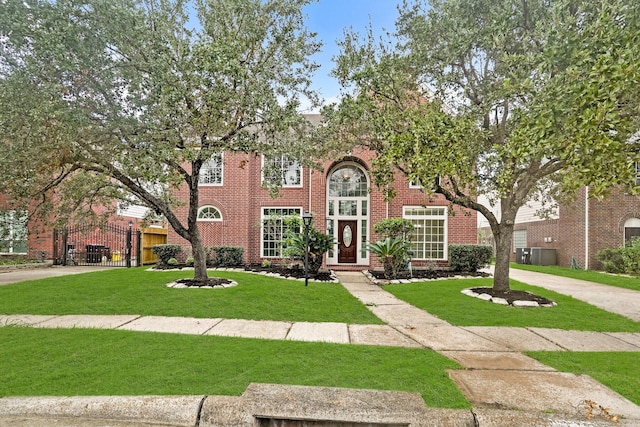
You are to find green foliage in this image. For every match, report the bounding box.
[368,237,410,279]
[0,0,322,280]
[448,245,493,272]
[208,246,244,267]
[284,221,334,275]
[185,257,195,267]
[151,244,182,265]
[596,238,640,274]
[373,218,414,240]
[167,258,179,266]
[325,0,640,291]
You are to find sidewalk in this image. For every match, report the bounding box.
[0,266,639,426]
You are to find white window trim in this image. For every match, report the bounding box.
[260,207,302,258]
[403,205,448,261]
[198,153,224,186]
[513,230,527,253]
[0,210,28,254]
[197,206,223,222]
[261,154,303,188]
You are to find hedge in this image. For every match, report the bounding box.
[448,244,493,272]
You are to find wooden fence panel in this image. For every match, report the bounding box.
[141,227,168,265]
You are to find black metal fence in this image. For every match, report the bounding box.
[53,223,141,267]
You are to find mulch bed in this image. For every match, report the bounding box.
[367,269,490,281]
[468,287,556,305]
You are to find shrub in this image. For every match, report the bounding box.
[208,246,244,267]
[185,257,195,267]
[596,248,625,273]
[151,244,181,265]
[373,218,414,240]
[368,237,410,279]
[449,244,493,272]
[597,238,640,274]
[167,257,178,266]
[284,228,334,275]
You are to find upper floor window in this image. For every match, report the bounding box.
[198,153,223,185]
[328,165,367,197]
[197,206,222,221]
[262,155,302,187]
[0,210,27,254]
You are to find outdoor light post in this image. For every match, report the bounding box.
[302,211,313,286]
[126,220,133,268]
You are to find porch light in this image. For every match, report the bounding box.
[302,211,313,286]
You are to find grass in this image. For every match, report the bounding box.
[511,263,640,292]
[527,352,640,406]
[0,326,469,408]
[0,267,382,324]
[384,278,640,332]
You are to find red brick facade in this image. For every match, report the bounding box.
[167,147,478,270]
[485,187,640,269]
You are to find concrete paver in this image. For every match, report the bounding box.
[0,314,58,327]
[206,319,292,340]
[449,369,640,420]
[529,328,640,352]
[462,326,565,351]
[398,324,509,351]
[35,314,140,329]
[285,321,350,343]
[366,303,450,326]
[604,332,640,347]
[118,315,222,335]
[440,351,556,371]
[348,324,423,348]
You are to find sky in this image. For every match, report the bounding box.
[302,1,402,108]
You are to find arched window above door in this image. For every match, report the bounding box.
[328,165,368,197]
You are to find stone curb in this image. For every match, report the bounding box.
[0,384,631,426]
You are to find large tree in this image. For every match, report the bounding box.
[0,0,322,280]
[325,0,640,291]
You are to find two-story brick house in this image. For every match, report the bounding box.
[166,143,478,270]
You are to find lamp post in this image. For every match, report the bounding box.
[302,211,313,286]
[126,220,133,268]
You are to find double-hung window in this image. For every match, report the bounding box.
[198,153,223,185]
[262,155,302,187]
[261,207,301,257]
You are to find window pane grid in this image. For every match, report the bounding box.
[404,206,446,260]
[263,155,302,187]
[261,208,301,258]
[198,153,223,185]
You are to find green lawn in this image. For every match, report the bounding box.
[527,352,640,406]
[511,263,640,292]
[384,278,640,332]
[0,326,469,408]
[0,267,382,324]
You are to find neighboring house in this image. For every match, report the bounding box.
[478,181,640,270]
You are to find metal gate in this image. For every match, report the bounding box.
[53,223,141,267]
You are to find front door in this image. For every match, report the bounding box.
[338,220,357,263]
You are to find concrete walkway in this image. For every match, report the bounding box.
[0,266,639,426]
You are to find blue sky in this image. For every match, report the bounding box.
[303,1,402,106]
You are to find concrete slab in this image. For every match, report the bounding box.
[366,304,449,326]
[0,395,203,426]
[348,289,411,306]
[449,370,640,420]
[348,324,423,348]
[35,314,140,329]
[472,408,625,427]
[605,332,640,348]
[286,321,349,344]
[206,319,291,340]
[529,328,640,351]
[462,326,565,351]
[235,383,475,427]
[439,351,556,371]
[0,314,58,327]
[118,316,221,335]
[399,324,509,351]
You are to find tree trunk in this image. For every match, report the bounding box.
[492,222,514,292]
[189,223,209,281]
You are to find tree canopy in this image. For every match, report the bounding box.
[0,0,322,279]
[325,0,640,290]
